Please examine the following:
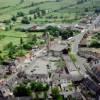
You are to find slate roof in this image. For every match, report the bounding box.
[82,78,100,94]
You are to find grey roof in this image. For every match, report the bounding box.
[82,78,100,94]
[26,58,49,75]
[50,43,67,52]
[0,86,11,97]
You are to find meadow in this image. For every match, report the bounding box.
[0,0,99,20]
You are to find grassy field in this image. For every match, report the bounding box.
[0,30,42,50]
[0,0,99,20]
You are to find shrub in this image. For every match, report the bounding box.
[17,11,25,17]
[21,16,30,24]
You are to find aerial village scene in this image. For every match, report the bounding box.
[0,0,100,100]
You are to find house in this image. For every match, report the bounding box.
[92,63,100,81]
[0,86,13,98]
[26,58,49,82]
[16,24,47,32]
[49,40,68,57]
[16,24,37,32]
[82,78,100,95]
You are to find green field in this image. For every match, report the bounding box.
[0,0,99,20]
[0,30,42,50]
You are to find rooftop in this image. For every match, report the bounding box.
[50,41,67,52]
[26,58,49,75]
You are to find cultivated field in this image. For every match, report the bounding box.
[0,0,99,20]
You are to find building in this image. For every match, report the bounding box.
[49,41,68,57]
[16,24,37,32]
[26,58,49,82]
[69,71,84,82]
[92,63,100,82]
[0,86,13,98]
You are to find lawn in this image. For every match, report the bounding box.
[0,30,42,50]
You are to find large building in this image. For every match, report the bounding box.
[49,40,68,57]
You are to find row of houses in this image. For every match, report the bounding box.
[16,23,84,32]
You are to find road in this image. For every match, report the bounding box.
[69,15,100,74]
[71,29,88,73]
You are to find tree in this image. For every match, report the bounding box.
[23,43,33,50]
[32,34,37,44]
[41,10,46,16]
[30,81,49,99]
[35,82,44,92]
[16,49,25,57]
[19,37,24,55]
[17,12,25,17]
[31,2,35,6]
[60,29,74,40]
[89,40,100,48]
[37,11,41,18]
[46,26,60,37]
[51,87,60,99]
[30,81,36,91]
[30,82,43,99]
[7,42,17,59]
[4,42,13,50]
[95,8,100,14]
[13,84,32,97]
[27,34,37,45]
[67,95,73,100]
[29,9,35,14]
[11,16,17,21]
[20,37,24,45]
[34,14,37,19]
[21,16,30,24]
[43,84,49,99]
[0,55,4,64]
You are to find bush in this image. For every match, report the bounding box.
[11,15,17,21]
[89,40,100,48]
[21,16,30,24]
[16,50,26,57]
[13,84,32,97]
[29,9,35,14]
[23,43,33,50]
[17,11,25,17]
